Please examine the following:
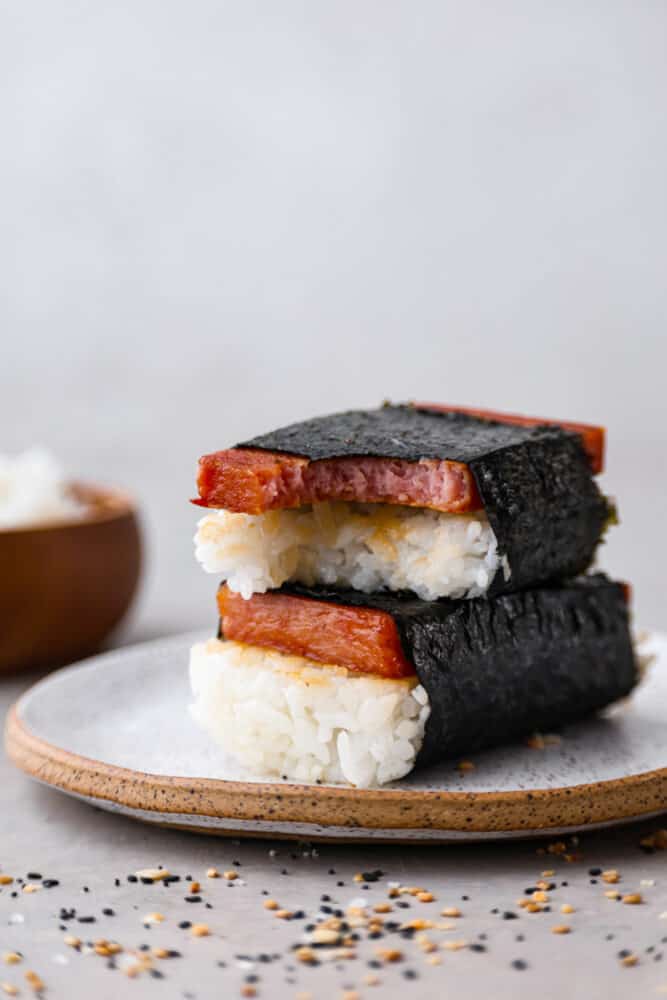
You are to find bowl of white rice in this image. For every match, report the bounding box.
[0,450,141,673]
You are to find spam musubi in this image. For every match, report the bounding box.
[194,404,610,600]
[188,403,639,788]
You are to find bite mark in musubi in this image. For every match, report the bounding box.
[194,404,610,599]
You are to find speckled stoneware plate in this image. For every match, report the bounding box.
[5,632,667,843]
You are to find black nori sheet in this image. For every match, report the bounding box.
[238,405,555,463]
[277,576,638,766]
[238,405,609,594]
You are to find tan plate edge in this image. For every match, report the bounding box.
[6,705,667,834]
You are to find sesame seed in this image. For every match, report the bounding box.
[376,948,403,962]
[24,970,45,993]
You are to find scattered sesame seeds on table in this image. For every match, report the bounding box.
[2,671,667,999]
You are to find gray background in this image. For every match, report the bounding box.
[2,0,666,639]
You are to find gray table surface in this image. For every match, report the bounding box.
[2,655,667,1000]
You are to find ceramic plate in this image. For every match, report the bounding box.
[5,631,667,842]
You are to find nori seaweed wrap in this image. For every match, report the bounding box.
[272,574,638,765]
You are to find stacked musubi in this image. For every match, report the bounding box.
[189,403,638,788]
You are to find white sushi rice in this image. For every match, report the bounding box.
[189,638,431,787]
[0,448,85,530]
[195,501,507,602]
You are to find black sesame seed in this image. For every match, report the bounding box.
[178,921,192,929]
[403,969,418,979]
[470,943,486,953]
[102,908,115,916]
[127,875,138,883]
[503,911,518,920]
[361,870,383,883]
[512,959,528,970]
[77,916,96,924]
[42,880,59,889]
[589,867,602,876]
[185,895,202,903]
[26,872,42,880]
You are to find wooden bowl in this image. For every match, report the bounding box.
[0,484,141,674]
